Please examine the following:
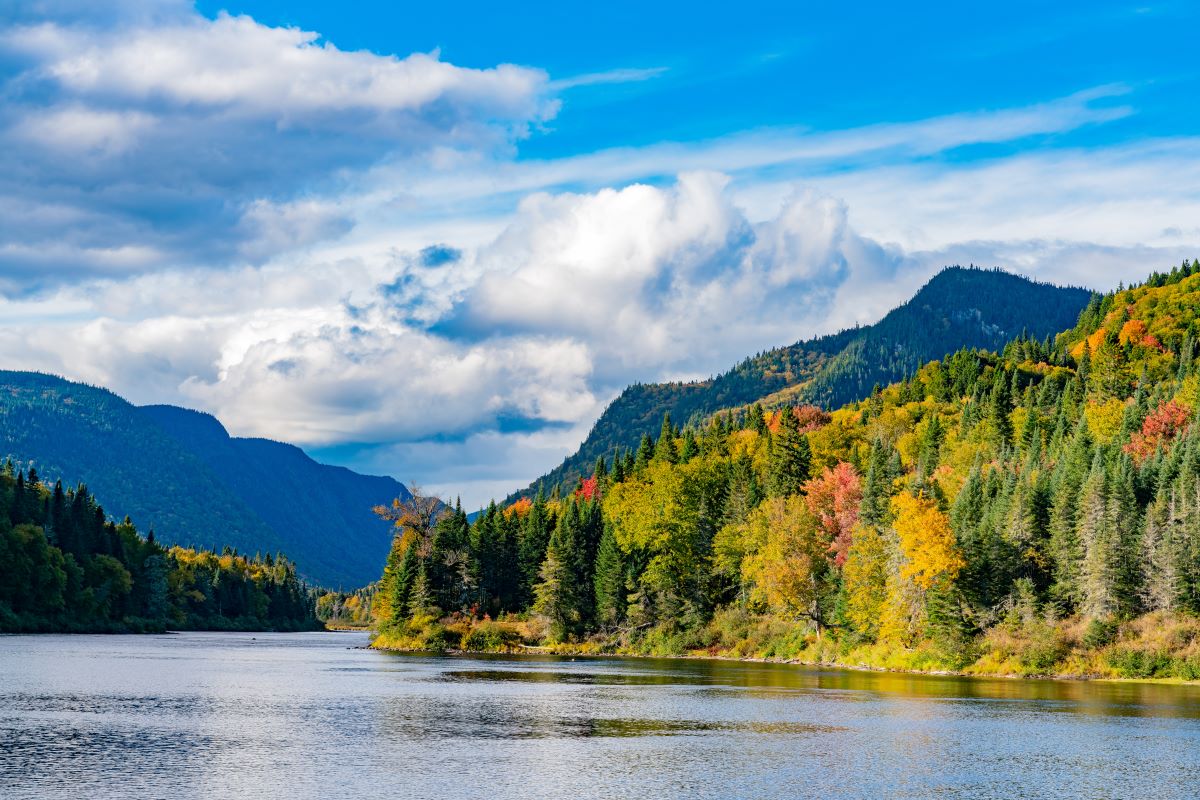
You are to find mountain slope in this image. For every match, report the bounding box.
[512,266,1092,500]
[0,371,407,587]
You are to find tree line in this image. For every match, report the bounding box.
[0,463,319,632]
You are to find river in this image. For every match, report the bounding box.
[2,631,1200,798]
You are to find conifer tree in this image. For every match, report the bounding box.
[1077,457,1117,619]
[654,413,679,464]
[634,433,655,472]
[533,512,584,641]
[768,407,811,498]
[593,523,625,628]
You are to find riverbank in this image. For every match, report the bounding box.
[370,609,1200,682]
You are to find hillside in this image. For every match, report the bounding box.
[511,266,1092,501]
[374,258,1200,681]
[0,372,408,587]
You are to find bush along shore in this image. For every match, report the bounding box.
[370,608,1200,681]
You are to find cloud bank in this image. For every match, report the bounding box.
[0,2,554,289]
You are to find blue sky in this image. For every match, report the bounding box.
[1,1,1198,506]
[195,0,1196,159]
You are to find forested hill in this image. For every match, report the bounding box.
[375,258,1200,681]
[511,266,1092,502]
[0,372,409,587]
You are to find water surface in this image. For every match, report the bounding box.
[3,632,1200,798]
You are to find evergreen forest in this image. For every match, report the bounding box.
[0,464,319,633]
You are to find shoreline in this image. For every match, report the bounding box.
[367,640,1200,686]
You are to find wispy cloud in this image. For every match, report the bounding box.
[379,84,1135,215]
[549,66,669,90]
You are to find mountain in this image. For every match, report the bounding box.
[510,266,1093,501]
[0,371,408,587]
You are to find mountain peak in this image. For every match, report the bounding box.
[505,267,1093,503]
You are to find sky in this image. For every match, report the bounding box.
[1,1,1199,508]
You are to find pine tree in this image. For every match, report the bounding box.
[634,434,655,472]
[1077,457,1117,619]
[680,428,700,461]
[859,441,896,528]
[593,523,625,628]
[533,515,583,642]
[610,450,626,483]
[749,403,768,434]
[768,407,811,497]
[918,414,944,479]
[518,491,552,606]
[654,413,679,464]
[1048,420,1091,611]
[1142,484,1184,612]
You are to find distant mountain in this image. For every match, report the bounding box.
[511,266,1093,500]
[0,371,408,587]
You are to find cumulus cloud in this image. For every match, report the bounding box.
[442,173,906,386]
[0,3,554,285]
[0,173,906,448]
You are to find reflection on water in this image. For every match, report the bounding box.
[2,633,1200,799]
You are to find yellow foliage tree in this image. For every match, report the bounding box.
[1083,398,1127,445]
[843,524,890,639]
[740,496,827,624]
[891,492,964,590]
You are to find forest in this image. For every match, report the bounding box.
[0,464,319,632]
[509,266,1089,504]
[372,259,1200,679]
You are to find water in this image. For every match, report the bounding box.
[3,632,1200,799]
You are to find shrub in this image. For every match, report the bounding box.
[1104,648,1173,679]
[462,621,524,652]
[423,625,458,652]
[1082,618,1119,649]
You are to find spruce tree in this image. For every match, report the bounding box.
[634,434,655,472]
[593,524,625,628]
[1077,456,1116,619]
[654,413,679,464]
[533,514,583,641]
[768,407,811,497]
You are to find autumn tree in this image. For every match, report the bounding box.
[804,462,862,566]
[740,496,833,629]
[374,486,446,623]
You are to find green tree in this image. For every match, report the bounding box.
[768,407,811,497]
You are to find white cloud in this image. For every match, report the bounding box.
[0,4,555,281]
[12,13,551,126]
[0,162,1196,507]
[549,66,669,91]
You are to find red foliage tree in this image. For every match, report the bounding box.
[765,404,832,434]
[803,462,862,566]
[1124,399,1192,463]
[576,476,599,502]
